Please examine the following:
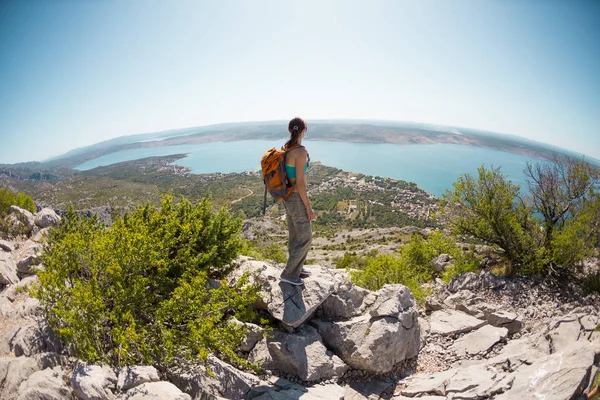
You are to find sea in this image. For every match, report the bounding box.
[74,140,548,197]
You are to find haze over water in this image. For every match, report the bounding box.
[75,141,546,197]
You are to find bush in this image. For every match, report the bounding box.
[30,194,261,369]
[349,231,480,304]
[0,186,36,215]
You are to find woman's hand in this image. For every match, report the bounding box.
[307,208,316,221]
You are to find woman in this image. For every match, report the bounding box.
[279,117,316,286]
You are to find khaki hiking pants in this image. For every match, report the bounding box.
[281,192,312,281]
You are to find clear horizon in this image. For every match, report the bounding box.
[1,0,599,163]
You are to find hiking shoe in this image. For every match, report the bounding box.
[300,269,311,277]
[279,277,304,286]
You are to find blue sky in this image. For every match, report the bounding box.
[1,0,599,163]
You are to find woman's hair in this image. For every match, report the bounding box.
[284,117,307,149]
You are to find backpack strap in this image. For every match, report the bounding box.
[263,185,267,216]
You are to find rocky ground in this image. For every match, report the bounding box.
[1,205,599,399]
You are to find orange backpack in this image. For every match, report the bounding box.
[260,144,302,214]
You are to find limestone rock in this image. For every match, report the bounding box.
[429,310,487,336]
[230,318,264,352]
[483,309,523,334]
[0,239,15,252]
[321,281,375,319]
[495,341,595,400]
[0,356,42,400]
[344,379,394,400]
[432,254,451,273]
[116,365,160,391]
[9,206,36,234]
[69,362,117,400]
[580,315,599,331]
[548,317,582,352]
[250,377,345,400]
[15,242,42,277]
[34,208,61,229]
[369,284,416,321]
[249,325,348,382]
[0,251,19,285]
[17,366,71,400]
[450,325,508,356]
[314,313,420,374]
[229,257,337,328]
[169,355,261,400]
[124,381,191,400]
[448,271,505,293]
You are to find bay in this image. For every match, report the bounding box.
[75,140,546,197]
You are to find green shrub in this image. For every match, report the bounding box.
[30,194,261,369]
[0,186,36,215]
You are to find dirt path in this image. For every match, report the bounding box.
[231,188,253,204]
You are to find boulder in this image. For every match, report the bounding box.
[580,315,599,331]
[0,356,42,400]
[0,251,19,285]
[69,362,117,400]
[0,239,15,252]
[314,313,420,374]
[450,325,508,356]
[9,206,35,234]
[432,254,451,273]
[429,310,487,336]
[249,325,348,382]
[15,242,42,277]
[548,316,582,352]
[321,281,375,319]
[17,366,71,400]
[344,379,394,400]
[368,284,416,320]
[483,309,523,334]
[169,355,262,400]
[229,257,337,328]
[116,365,160,391]
[124,381,191,400]
[34,208,60,229]
[229,318,264,352]
[494,341,595,400]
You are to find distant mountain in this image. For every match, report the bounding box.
[41,120,600,170]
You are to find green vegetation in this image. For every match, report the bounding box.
[442,158,600,276]
[0,186,37,237]
[349,231,480,304]
[30,194,261,370]
[0,186,36,214]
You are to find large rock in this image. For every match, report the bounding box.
[17,366,71,400]
[249,325,348,382]
[229,257,337,328]
[368,284,415,319]
[249,377,345,400]
[321,281,376,319]
[9,206,36,234]
[229,318,264,352]
[0,251,19,285]
[429,310,487,336]
[116,365,160,391]
[314,315,420,373]
[34,208,61,229]
[495,341,595,400]
[69,362,117,400]
[124,381,191,400]
[15,242,42,277]
[344,379,394,400]
[0,356,42,400]
[483,309,523,334]
[450,325,508,356]
[0,239,15,252]
[169,355,262,400]
[548,315,583,352]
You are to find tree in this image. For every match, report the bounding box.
[524,155,599,248]
[31,195,261,369]
[442,166,543,272]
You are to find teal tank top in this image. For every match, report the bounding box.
[285,160,309,179]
